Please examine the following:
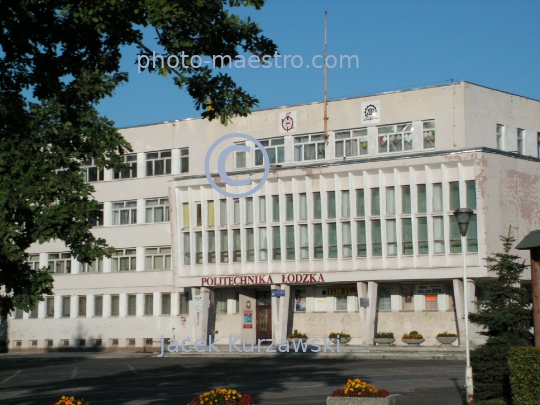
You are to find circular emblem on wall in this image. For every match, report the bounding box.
[281,115,295,132]
[246,300,252,309]
[364,104,377,118]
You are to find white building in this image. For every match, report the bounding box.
[4,81,540,351]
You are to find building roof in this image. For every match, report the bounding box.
[516,230,540,250]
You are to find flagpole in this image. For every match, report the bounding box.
[324,11,328,144]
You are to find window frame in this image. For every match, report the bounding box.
[293,134,326,161]
[113,154,137,179]
[377,123,413,153]
[144,246,171,270]
[111,248,137,271]
[111,200,137,226]
[145,198,170,223]
[145,150,172,176]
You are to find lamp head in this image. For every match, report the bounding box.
[453,208,474,236]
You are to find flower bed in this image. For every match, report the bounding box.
[52,396,89,405]
[189,388,254,405]
[331,378,389,398]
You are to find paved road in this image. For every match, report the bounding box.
[0,355,465,405]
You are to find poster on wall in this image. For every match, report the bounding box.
[295,289,306,312]
[243,310,253,329]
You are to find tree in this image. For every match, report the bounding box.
[469,231,533,401]
[0,0,277,316]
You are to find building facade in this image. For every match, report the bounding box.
[4,82,540,351]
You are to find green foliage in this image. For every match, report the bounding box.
[0,0,276,316]
[375,332,394,338]
[469,232,533,401]
[508,347,540,405]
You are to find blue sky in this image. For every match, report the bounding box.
[97,0,540,128]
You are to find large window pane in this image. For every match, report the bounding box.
[433,183,443,212]
[313,193,322,219]
[259,228,268,261]
[220,230,228,263]
[299,194,307,220]
[286,195,294,221]
[246,198,253,223]
[232,229,241,262]
[342,222,352,258]
[195,232,203,264]
[417,217,428,254]
[313,223,323,258]
[342,191,350,217]
[402,185,411,214]
[208,201,215,226]
[356,189,365,216]
[467,215,478,252]
[208,231,216,263]
[371,188,380,216]
[327,191,336,219]
[466,181,476,210]
[299,225,309,259]
[220,200,227,226]
[386,219,397,256]
[286,225,295,260]
[450,216,462,253]
[372,220,382,256]
[328,223,337,258]
[386,187,395,215]
[417,185,427,213]
[449,182,460,210]
[272,227,281,260]
[246,228,254,262]
[378,285,391,311]
[402,218,413,255]
[357,221,367,257]
[258,197,266,222]
[433,217,445,253]
[272,196,280,222]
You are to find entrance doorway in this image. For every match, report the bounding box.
[256,291,272,340]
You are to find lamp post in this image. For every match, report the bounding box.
[453,208,474,405]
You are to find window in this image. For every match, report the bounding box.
[145,198,169,223]
[294,134,325,161]
[272,196,280,222]
[299,194,307,220]
[196,203,202,226]
[61,297,70,317]
[144,294,153,316]
[450,216,462,253]
[272,227,281,260]
[371,220,382,256]
[286,225,295,260]
[335,128,368,157]
[295,289,306,312]
[386,187,395,215]
[233,200,240,224]
[433,217,445,254]
[259,228,268,261]
[94,296,103,317]
[333,295,347,311]
[258,197,266,222]
[29,254,40,270]
[80,159,104,182]
[386,220,397,256]
[46,297,55,318]
[517,129,524,154]
[146,150,171,176]
[378,285,391,311]
[29,305,38,319]
[423,120,436,149]
[313,193,322,219]
[195,232,203,264]
[220,230,229,263]
[232,229,241,262]
[207,201,215,226]
[452,215,478,253]
[180,148,189,173]
[113,154,137,179]
[417,218,429,254]
[145,247,171,270]
[183,203,190,227]
[219,200,227,226]
[48,253,71,274]
[78,296,86,317]
[342,222,352,258]
[433,183,443,212]
[466,181,476,210]
[314,223,323,258]
[299,225,309,259]
[179,293,189,315]
[497,124,504,150]
[378,123,413,153]
[14,307,23,319]
[417,185,427,213]
[356,221,367,257]
[356,189,365,217]
[286,195,294,221]
[90,203,104,227]
[208,231,216,263]
[255,138,285,165]
[127,295,137,316]
[246,228,255,262]
[371,188,380,216]
[402,186,411,214]
[401,285,414,310]
[467,215,478,252]
[216,291,227,314]
[161,294,171,315]
[79,258,103,273]
[328,223,338,258]
[327,191,336,219]
[449,182,460,210]
[112,201,137,225]
[402,218,413,255]
[110,295,119,317]
[246,198,253,223]
[112,249,136,271]
[340,191,350,218]
[183,233,191,265]
[425,294,438,310]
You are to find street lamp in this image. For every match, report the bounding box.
[453,207,474,405]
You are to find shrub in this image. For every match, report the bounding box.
[402,331,423,339]
[189,389,254,405]
[328,332,351,339]
[436,332,458,337]
[471,342,512,401]
[508,347,540,405]
[330,378,389,398]
[287,330,307,339]
[52,396,89,405]
[375,332,394,338]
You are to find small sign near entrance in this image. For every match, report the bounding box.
[415,284,443,295]
[360,298,369,308]
[271,289,286,297]
[193,295,203,313]
[243,310,253,329]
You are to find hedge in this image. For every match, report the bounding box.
[508,347,540,405]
